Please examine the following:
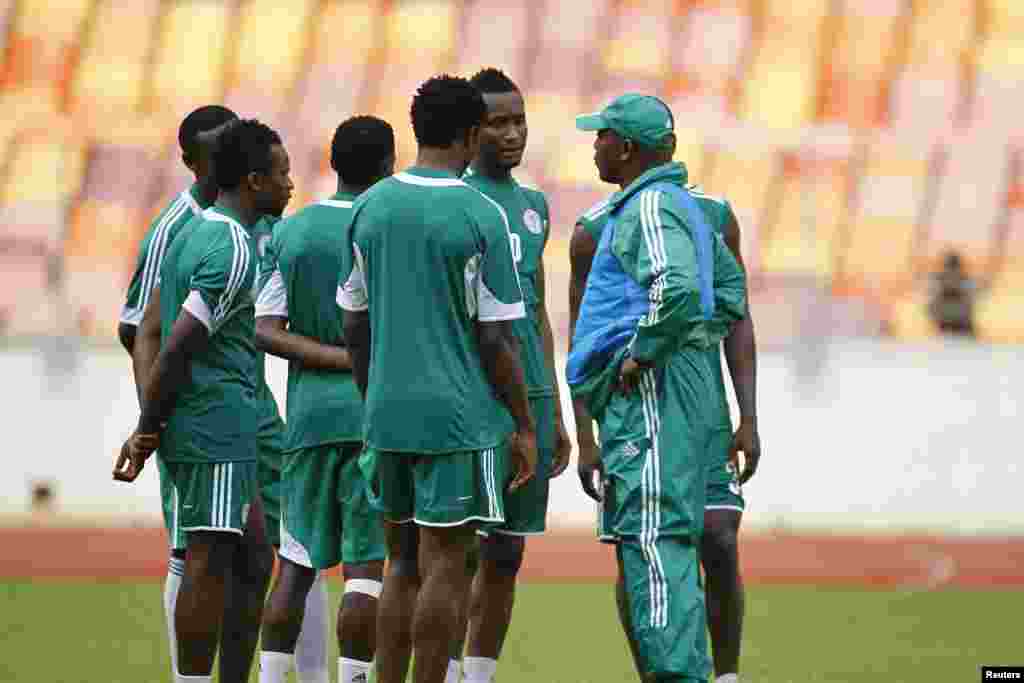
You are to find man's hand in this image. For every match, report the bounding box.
[617,357,649,395]
[548,419,572,479]
[508,427,538,492]
[113,431,160,483]
[576,438,603,502]
[730,418,761,484]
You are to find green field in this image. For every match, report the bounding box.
[2,581,1021,682]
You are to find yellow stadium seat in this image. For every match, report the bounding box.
[63,199,141,267]
[547,138,606,192]
[384,0,456,65]
[310,0,381,66]
[71,0,162,118]
[904,0,977,67]
[975,37,1024,80]
[672,3,751,98]
[888,290,939,340]
[523,91,584,175]
[602,0,674,80]
[150,0,232,116]
[1,125,85,204]
[761,160,850,279]
[740,58,818,131]
[985,0,1024,32]
[703,131,780,271]
[675,126,706,187]
[976,292,1024,343]
[838,138,933,291]
[232,0,315,95]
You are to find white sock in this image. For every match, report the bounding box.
[716,674,739,683]
[174,676,211,683]
[295,573,329,683]
[339,656,372,683]
[462,656,498,683]
[164,556,184,677]
[444,658,463,683]
[259,651,293,683]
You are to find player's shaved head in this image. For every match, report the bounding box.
[332,116,396,187]
[469,68,519,95]
[410,74,486,148]
[179,105,237,163]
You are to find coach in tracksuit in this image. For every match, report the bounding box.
[567,94,747,682]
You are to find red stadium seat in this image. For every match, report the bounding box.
[600,0,676,88]
[1,0,92,97]
[671,0,752,106]
[819,0,908,128]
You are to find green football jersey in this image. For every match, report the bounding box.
[121,184,206,326]
[159,205,260,464]
[464,169,554,398]
[251,216,286,439]
[337,167,525,454]
[256,193,363,451]
[576,184,738,429]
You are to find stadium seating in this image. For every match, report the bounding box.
[838,134,935,294]
[923,127,1009,277]
[70,0,162,124]
[225,0,316,122]
[0,0,1022,341]
[293,0,382,151]
[760,131,854,279]
[150,0,233,120]
[1,0,92,97]
[819,0,906,129]
[455,0,533,79]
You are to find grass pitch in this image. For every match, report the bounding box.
[2,581,1021,682]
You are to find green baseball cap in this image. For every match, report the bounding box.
[575,94,675,149]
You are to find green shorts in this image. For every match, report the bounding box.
[618,538,710,681]
[278,443,386,570]
[360,444,509,527]
[480,395,554,537]
[162,460,259,538]
[705,427,745,512]
[158,456,185,551]
[258,421,285,547]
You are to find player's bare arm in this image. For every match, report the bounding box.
[131,287,162,405]
[477,319,537,491]
[536,253,572,479]
[568,223,603,501]
[342,309,371,398]
[255,316,352,371]
[721,210,761,484]
[114,308,211,483]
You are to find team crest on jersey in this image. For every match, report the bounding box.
[523,208,543,235]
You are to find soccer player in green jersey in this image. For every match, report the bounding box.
[115,104,236,678]
[459,68,572,683]
[116,119,293,683]
[256,116,396,683]
[570,146,762,683]
[566,95,748,683]
[339,75,537,683]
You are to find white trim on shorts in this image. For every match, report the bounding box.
[705,505,744,512]
[412,514,505,528]
[182,526,244,535]
[476,528,545,538]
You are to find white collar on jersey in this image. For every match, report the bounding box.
[393,171,466,188]
[203,207,249,235]
[319,199,354,208]
[180,188,202,214]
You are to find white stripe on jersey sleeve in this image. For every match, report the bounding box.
[477,278,525,322]
[255,268,288,318]
[337,243,369,312]
[182,290,213,331]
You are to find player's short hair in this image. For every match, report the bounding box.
[213,119,282,191]
[410,75,486,148]
[469,68,520,95]
[331,116,395,186]
[178,105,237,160]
